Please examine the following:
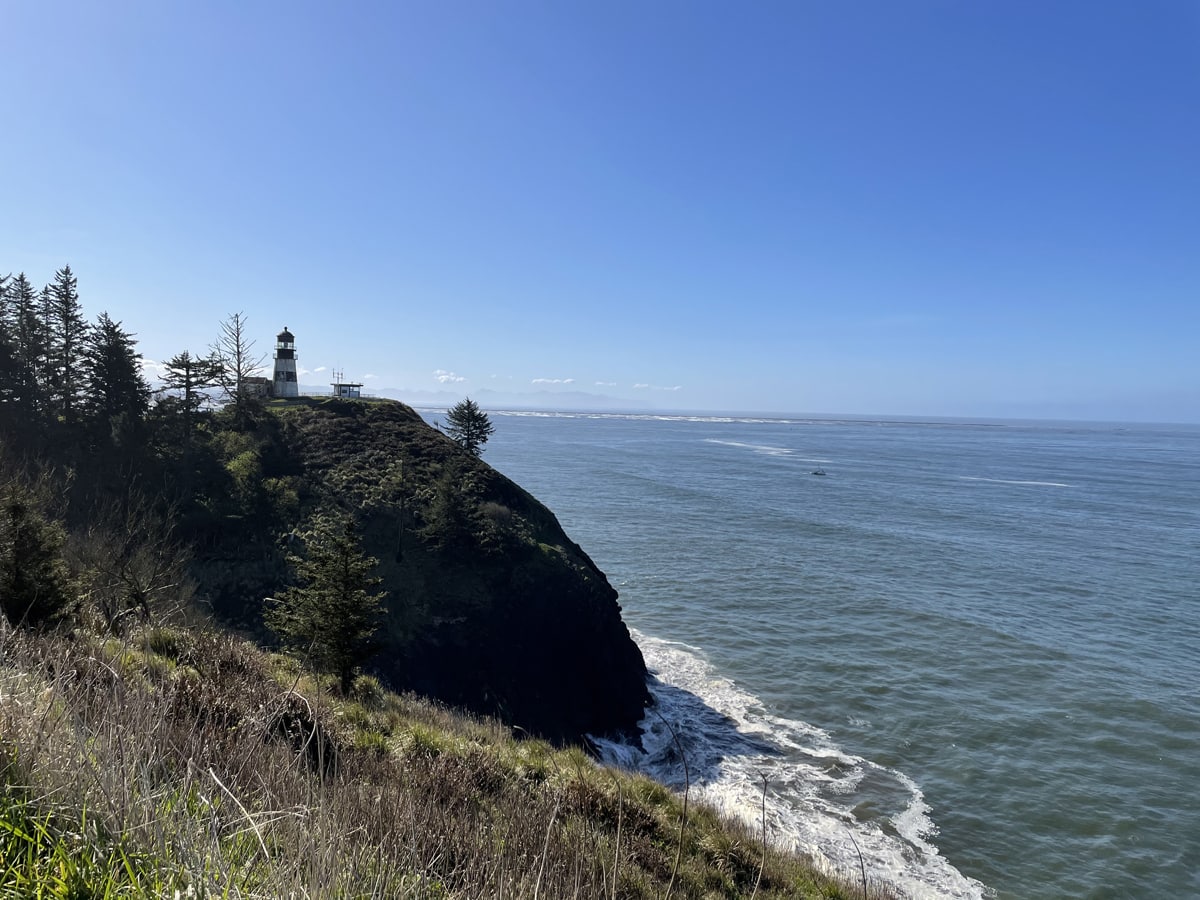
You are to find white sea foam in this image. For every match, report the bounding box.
[958,476,1071,488]
[491,410,780,424]
[705,438,831,463]
[487,409,835,426]
[706,438,796,456]
[594,632,991,900]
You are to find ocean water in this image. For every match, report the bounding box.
[429,410,1200,899]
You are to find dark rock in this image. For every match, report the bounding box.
[274,398,650,744]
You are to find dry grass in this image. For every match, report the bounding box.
[0,622,897,899]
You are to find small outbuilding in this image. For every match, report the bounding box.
[240,376,272,399]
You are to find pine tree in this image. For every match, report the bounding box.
[162,350,224,411]
[444,397,495,456]
[159,350,225,442]
[82,312,151,445]
[7,273,49,425]
[0,274,16,414]
[421,460,471,548]
[266,515,388,693]
[42,265,89,428]
[0,487,74,630]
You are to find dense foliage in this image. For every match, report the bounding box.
[444,396,495,455]
[266,513,387,693]
[1,267,152,456]
[0,264,648,744]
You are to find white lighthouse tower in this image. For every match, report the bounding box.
[272,327,299,398]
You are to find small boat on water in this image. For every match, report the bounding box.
[811,468,827,476]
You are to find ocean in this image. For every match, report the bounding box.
[425,409,1200,899]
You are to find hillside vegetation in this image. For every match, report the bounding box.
[1,274,897,897]
[1,273,648,741]
[0,622,894,899]
[265,396,650,743]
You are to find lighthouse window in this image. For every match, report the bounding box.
[285,372,296,381]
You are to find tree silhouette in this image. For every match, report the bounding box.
[83,312,151,446]
[212,312,266,425]
[159,350,225,442]
[444,397,495,456]
[6,273,49,428]
[0,274,16,418]
[42,265,88,429]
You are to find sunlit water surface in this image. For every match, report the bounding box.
[427,410,1199,899]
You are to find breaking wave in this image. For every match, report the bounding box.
[594,632,991,900]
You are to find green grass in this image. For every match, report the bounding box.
[1,623,897,899]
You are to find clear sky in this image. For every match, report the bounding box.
[3,1,1197,422]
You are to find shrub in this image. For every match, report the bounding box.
[351,673,385,708]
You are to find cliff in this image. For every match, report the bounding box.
[226,397,650,744]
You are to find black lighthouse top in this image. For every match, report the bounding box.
[275,327,295,360]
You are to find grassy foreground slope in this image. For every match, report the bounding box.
[0,623,895,899]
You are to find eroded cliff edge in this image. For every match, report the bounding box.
[202,398,649,744]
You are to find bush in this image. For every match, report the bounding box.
[0,489,75,630]
[351,673,385,708]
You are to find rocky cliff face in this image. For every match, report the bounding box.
[273,398,650,744]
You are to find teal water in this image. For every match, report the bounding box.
[437,410,1200,899]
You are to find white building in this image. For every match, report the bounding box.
[272,327,299,398]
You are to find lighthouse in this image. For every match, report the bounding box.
[272,327,299,398]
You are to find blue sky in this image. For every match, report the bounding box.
[3,1,1197,422]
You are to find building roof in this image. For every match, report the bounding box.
[277,327,294,342]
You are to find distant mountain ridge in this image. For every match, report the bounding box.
[283,382,647,411]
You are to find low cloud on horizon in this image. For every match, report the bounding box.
[140,358,168,380]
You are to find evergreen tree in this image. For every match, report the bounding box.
[0,487,74,630]
[82,312,151,445]
[7,273,49,427]
[162,350,224,412]
[41,265,89,428]
[266,515,387,693]
[158,350,225,442]
[0,275,16,414]
[444,397,495,456]
[421,459,473,548]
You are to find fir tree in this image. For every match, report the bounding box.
[7,273,49,426]
[444,397,495,456]
[266,515,388,693]
[0,487,74,630]
[0,274,16,414]
[159,350,225,442]
[421,460,472,548]
[42,265,89,428]
[83,312,151,445]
